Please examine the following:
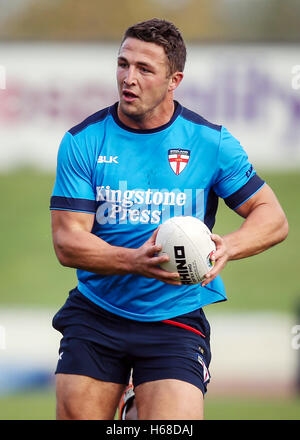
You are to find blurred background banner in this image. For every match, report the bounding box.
[0,0,300,420]
[1,43,300,171]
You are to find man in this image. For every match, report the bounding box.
[50,18,288,420]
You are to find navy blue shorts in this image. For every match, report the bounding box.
[52,288,212,395]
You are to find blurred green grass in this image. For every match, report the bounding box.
[204,394,300,420]
[0,169,76,308]
[0,386,299,420]
[0,168,298,312]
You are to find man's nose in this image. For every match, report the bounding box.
[124,66,136,86]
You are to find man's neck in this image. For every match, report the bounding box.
[117,100,175,130]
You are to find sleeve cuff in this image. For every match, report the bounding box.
[224,175,265,210]
[50,196,97,213]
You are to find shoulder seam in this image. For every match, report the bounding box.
[180,107,222,132]
[68,107,110,136]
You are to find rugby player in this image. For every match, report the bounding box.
[50,18,288,420]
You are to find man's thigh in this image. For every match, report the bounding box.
[135,379,204,420]
[53,335,132,419]
[56,373,126,420]
[131,311,211,403]
[52,291,134,419]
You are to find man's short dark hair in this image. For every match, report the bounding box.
[122,18,186,75]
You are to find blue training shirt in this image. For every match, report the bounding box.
[50,101,265,321]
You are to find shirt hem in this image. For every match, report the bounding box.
[77,282,227,322]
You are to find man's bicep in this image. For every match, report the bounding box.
[51,209,95,235]
[50,210,96,267]
[234,184,282,218]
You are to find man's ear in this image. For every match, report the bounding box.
[168,72,184,92]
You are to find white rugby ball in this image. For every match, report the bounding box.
[155,216,216,285]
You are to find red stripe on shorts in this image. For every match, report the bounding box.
[161,319,205,338]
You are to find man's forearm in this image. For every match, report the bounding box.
[223,202,288,261]
[53,228,134,275]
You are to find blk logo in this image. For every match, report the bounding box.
[97,155,119,164]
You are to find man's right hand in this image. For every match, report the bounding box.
[129,228,181,286]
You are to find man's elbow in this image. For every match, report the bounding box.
[53,239,74,268]
[57,252,73,268]
[275,214,289,245]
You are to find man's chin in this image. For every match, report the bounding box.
[119,101,143,120]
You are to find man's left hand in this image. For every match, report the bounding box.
[201,234,229,287]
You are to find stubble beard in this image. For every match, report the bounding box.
[119,100,145,122]
[119,91,168,124]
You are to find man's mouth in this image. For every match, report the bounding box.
[122,89,138,102]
